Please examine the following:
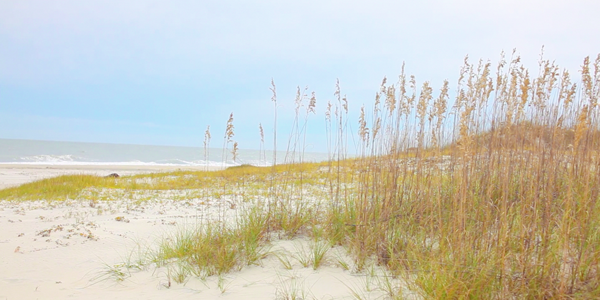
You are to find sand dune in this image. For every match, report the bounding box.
[0,164,416,299]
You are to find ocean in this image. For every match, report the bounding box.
[0,138,330,167]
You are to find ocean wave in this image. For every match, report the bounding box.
[19,154,81,163]
[155,158,274,167]
[154,158,200,165]
[0,139,327,168]
[240,159,272,167]
[6,159,248,168]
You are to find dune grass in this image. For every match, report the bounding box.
[153,206,270,277]
[2,51,600,298]
[0,174,120,201]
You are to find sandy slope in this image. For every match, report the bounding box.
[0,165,417,299]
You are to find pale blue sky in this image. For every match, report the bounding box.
[1,0,599,152]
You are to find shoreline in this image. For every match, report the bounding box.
[0,163,225,190]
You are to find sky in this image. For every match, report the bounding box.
[1,0,599,153]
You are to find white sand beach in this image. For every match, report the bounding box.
[0,164,415,299]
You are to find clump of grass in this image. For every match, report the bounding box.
[274,250,294,270]
[155,224,240,277]
[275,271,315,300]
[153,205,270,280]
[309,240,330,270]
[91,262,130,284]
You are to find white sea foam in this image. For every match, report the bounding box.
[6,160,234,167]
[20,154,80,163]
[14,155,271,167]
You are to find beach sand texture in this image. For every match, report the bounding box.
[0,164,413,299]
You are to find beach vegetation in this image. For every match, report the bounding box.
[0,174,120,201]
[275,271,315,300]
[2,51,600,299]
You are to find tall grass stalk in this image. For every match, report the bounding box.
[330,52,600,298]
[204,125,211,171]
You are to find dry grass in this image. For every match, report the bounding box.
[332,51,600,299]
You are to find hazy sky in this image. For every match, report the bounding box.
[1,0,599,152]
